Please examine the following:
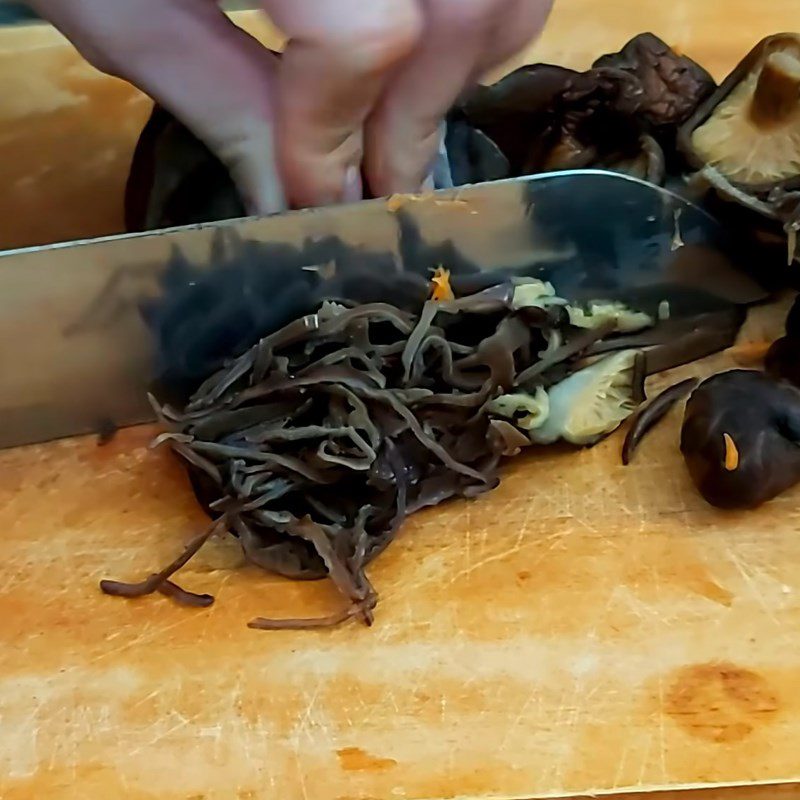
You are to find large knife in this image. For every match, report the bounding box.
[0,169,767,450]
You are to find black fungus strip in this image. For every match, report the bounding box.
[402,301,440,383]
[100,516,227,598]
[621,378,699,465]
[632,351,648,406]
[515,321,616,386]
[247,595,378,631]
[157,579,215,608]
[643,326,742,376]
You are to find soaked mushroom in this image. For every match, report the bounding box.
[452,34,714,185]
[566,300,653,334]
[488,387,550,431]
[593,32,716,129]
[126,105,246,231]
[127,31,720,222]
[510,280,561,310]
[681,35,800,188]
[444,114,511,185]
[456,63,578,176]
[529,350,644,445]
[681,369,800,509]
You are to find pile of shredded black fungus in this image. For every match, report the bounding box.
[102,275,672,629]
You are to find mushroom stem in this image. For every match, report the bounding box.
[750,51,800,128]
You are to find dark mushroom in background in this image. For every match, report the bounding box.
[455,63,579,176]
[678,34,800,278]
[593,32,716,131]
[680,369,800,509]
[456,33,714,186]
[443,115,511,185]
[125,105,246,232]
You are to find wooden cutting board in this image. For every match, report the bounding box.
[3,3,800,799]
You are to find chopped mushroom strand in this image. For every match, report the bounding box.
[488,387,550,431]
[511,280,560,310]
[529,350,642,445]
[567,300,653,333]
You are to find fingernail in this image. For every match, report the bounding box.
[343,165,362,203]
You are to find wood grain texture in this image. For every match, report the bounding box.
[3,2,800,799]
[1,307,799,800]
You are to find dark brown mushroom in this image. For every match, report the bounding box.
[443,114,511,185]
[764,334,800,387]
[593,32,715,129]
[455,63,578,176]
[127,32,716,224]
[457,34,711,186]
[125,105,246,232]
[680,369,800,509]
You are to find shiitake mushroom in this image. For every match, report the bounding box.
[592,32,715,130]
[680,369,800,509]
[125,104,247,232]
[528,349,644,446]
[678,34,800,277]
[456,33,713,186]
[680,34,800,190]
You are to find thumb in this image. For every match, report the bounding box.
[33,0,286,215]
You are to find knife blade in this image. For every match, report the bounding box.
[0,169,767,450]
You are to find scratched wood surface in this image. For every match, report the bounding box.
[3,3,800,800]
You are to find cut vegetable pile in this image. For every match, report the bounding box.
[103,279,664,627]
[109,30,800,629]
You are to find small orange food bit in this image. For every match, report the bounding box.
[430,266,454,302]
[723,432,740,471]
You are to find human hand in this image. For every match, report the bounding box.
[31,0,552,214]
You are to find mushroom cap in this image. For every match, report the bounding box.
[680,369,800,509]
[593,32,715,128]
[680,34,800,189]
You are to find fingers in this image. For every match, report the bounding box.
[476,0,554,73]
[364,0,551,196]
[33,0,552,213]
[32,0,286,214]
[364,0,499,196]
[263,0,422,207]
